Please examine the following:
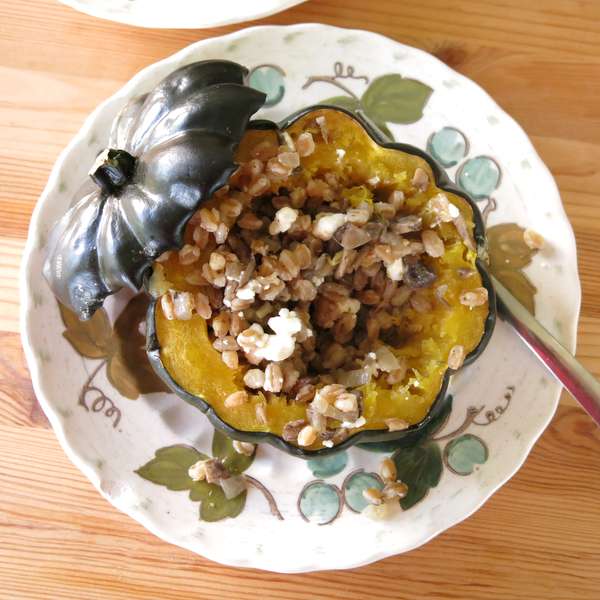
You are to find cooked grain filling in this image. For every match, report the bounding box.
[151,110,488,449]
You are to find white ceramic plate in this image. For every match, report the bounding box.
[57,0,305,28]
[21,24,580,572]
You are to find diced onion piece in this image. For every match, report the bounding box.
[375,345,400,372]
[336,367,372,387]
[335,224,372,249]
[220,475,247,500]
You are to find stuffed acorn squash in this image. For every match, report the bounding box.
[43,60,495,458]
[146,108,495,454]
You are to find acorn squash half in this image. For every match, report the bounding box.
[145,107,496,458]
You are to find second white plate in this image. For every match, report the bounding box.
[57,0,305,28]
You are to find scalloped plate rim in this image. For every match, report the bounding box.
[20,23,581,573]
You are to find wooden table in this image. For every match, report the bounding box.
[2,0,600,598]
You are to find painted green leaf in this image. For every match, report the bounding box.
[137,444,247,522]
[371,119,394,142]
[487,223,538,314]
[321,95,361,112]
[487,223,536,270]
[358,395,453,453]
[59,302,113,359]
[392,442,443,509]
[60,293,169,399]
[493,269,536,315]
[136,445,207,491]
[362,75,432,124]
[189,480,246,522]
[444,434,488,476]
[212,430,254,475]
[109,294,169,399]
[320,96,394,141]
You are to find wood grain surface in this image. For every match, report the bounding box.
[2,0,600,598]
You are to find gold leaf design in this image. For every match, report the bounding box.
[490,269,537,315]
[60,294,168,399]
[106,351,146,400]
[58,302,114,359]
[487,223,538,314]
[487,223,536,270]
[109,294,169,399]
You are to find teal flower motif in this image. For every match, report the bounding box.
[295,391,512,519]
[248,65,285,107]
[444,434,488,475]
[457,156,501,199]
[427,127,468,167]
[307,451,348,478]
[343,470,383,513]
[298,481,342,525]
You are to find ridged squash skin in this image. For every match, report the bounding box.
[43,60,265,320]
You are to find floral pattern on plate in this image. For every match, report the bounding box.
[21,25,579,572]
[58,61,533,525]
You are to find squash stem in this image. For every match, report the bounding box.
[89,148,136,193]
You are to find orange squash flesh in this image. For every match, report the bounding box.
[153,109,489,447]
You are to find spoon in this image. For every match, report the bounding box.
[492,275,600,426]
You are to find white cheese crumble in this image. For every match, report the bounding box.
[268,308,302,337]
[269,206,299,235]
[386,257,404,281]
[375,345,400,372]
[312,213,347,241]
[237,308,305,363]
[148,263,172,297]
[341,416,367,429]
[236,280,261,301]
[188,460,207,482]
